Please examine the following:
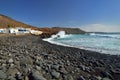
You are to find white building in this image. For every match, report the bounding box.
[0,29,5,33]
[30,30,43,35]
[0,27,43,35]
[17,27,30,34]
[8,28,18,34]
[6,27,30,34]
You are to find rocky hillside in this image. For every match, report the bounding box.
[0,14,37,29]
[0,14,85,37]
[52,27,85,34]
[38,27,86,38]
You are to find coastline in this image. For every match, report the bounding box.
[0,35,120,80]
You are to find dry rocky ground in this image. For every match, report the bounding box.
[0,35,120,80]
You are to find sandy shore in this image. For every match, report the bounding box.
[0,35,120,80]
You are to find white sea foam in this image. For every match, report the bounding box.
[51,31,66,39]
[43,31,72,46]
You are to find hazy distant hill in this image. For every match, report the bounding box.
[52,27,85,34]
[0,14,37,29]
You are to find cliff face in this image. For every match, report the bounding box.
[39,27,86,38]
[52,27,86,34]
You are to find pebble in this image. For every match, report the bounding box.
[8,76,16,80]
[66,60,70,66]
[96,76,102,80]
[32,71,47,80]
[35,60,43,66]
[25,76,29,80]
[101,71,112,79]
[89,75,102,80]
[79,65,86,71]
[0,70,7,79]
[78,76,86,80]
[7,68,19,77]
[15,72,23,80]
[52,64,60,70]
[102,77,111,80]
[67,74,74,80]
[59,67,68,74]
[8,58,14,63]
[51,70,60,79]
[35,65,41,71]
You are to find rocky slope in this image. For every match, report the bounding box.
[0,14,37,29]
[0,14,85,37]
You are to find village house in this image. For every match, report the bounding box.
[30,29,43,35]
[7,28,18,34]
[0,27,43,35]
[16,27,30,34]
[0,29,5,33]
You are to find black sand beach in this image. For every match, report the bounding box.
[0,35,120,80]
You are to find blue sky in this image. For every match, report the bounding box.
[0,0,120,32]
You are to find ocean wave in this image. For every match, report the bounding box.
[89,33,120,39]
[43,32,120,55]
[43,31,72,46]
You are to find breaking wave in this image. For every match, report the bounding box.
[89,33,120,39]
[43,32,120,55]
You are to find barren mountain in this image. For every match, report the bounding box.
[0,14,37,29]
[0,14,85,37]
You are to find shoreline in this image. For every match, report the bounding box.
[0,35,120,80]
[43,36,120,55]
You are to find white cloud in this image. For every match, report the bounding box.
[80,24,120,32]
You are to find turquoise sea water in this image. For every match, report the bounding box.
[43,32,120,55]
